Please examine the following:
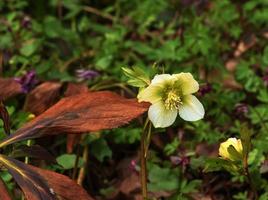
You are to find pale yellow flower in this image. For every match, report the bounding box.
[219,138,243,161]
[137,73,205,128]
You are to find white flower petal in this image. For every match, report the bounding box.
[148,102,177,128]
[137,84,163,104]
[179,95,204,121]
[151,74,173,84]
[173,73,199,95]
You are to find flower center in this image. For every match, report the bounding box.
[164,91,182,110]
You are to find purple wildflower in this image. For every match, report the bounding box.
[14,70,38,93]
[21,16,31,29]
[198,83,212,96]
[129,159,139,174]
[76,69,99,80]
[234,103,248,119]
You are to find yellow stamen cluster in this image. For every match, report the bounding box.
[164,91,182,110]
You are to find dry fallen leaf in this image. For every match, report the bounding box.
[234,34,257,57]
[0,78,22,100]
[30,165,95,200]
[64,83,89,153]
[0,91,149,147]
[24,82,62,115]
[64,82,89,97]
[0,178,12,200]
[0,154,94,200]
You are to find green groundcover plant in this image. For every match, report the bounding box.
[0,0,268,199]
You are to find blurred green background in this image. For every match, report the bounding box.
[1,0,268,199]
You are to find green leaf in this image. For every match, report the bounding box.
[148,164,179,191]
[91,138,112,162]
[56,154,83,170]
[122,66,150,88]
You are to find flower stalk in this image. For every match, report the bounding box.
[140,119,152,200]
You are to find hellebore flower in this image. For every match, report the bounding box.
[137,73,205,128]
[14,70,38,93]
[219,138,243,161]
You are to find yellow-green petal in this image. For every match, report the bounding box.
[179,95,204,121]
[151,74,173,84]
[219,138,243,161]
[173,73,199,95]
[137,84,163,104]
[148,101,177,128]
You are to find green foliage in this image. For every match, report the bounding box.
[1,0,268,199]
[56,154,84,169]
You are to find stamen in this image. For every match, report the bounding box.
[164,91,182,110]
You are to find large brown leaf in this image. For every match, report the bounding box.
[64,82,88,97]
[0,91,149,147]
[24,82,62,115]
[0,155,94,200]
[29,165,95,200]
[64,83,89,153]
[0,155,57,200]
[0,78,22,100]
[0,178,12,200]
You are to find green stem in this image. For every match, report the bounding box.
[243,151,257,199]
[24,140,32,164]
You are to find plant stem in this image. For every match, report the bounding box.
[140,128,148,200]
[140,119,151,200]
[243,153,257,199]
[77,145,89,185]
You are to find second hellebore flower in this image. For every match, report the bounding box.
[137,73,205,128]
[219,138,243,161]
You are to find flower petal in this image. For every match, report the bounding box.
[148,102,177,128]
[137,85,163,104]
[179,95,204,121]
[173,73,199,95]
[151,74,173,84]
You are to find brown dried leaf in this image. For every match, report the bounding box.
[0,78,21,100]
[0,91,149,147]
[9,145,56,163]
[24,82,62,115]
[0,155,94,200]
[223,74,243,90]
[225,59,238,72]
[0,155,57,200]
[64,83,89,153]
[0,178,12,200]
[0,101,10,134]
[64,83,88,97]
[29,165,95,200]
[234,34,257,57]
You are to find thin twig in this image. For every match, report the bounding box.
[83,6,115,21]
[77,145,89,185]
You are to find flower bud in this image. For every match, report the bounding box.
[219,138,243,161]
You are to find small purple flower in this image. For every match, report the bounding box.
[76,69,99,80]
[234,103,249,119]
[21,16,31,29]
[14,70,38,93]
[198,83,212,96]
[170,156,189,166]
[129,159,139,174]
